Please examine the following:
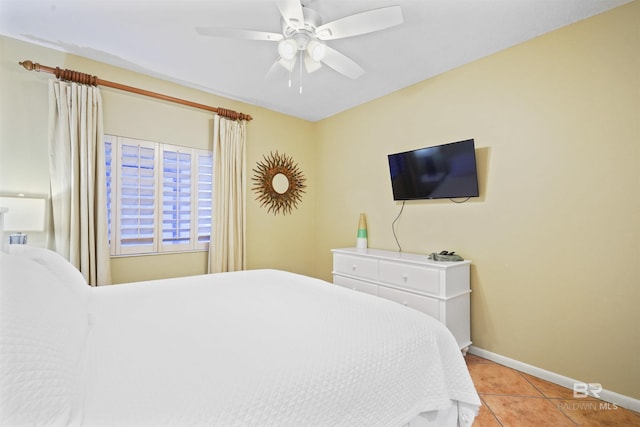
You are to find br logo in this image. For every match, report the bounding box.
[573,382,602,398]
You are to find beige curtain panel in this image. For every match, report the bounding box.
[208,115,247,273]
[48,80,111,286]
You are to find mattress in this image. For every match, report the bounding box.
[0,246,480,426]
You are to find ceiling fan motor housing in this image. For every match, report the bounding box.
[282,6,322,44]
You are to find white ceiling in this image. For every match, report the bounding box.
[0,0,631,121]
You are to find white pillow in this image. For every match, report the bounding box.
[0,249,89,426]
[8,245,88,293]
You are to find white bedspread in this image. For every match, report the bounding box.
[1,247,479,426]
[82,269,479,427]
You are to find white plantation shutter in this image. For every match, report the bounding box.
[118,139,157,254]
[161,146,192,251]
[105,135,212,255]
[196,150,213,249]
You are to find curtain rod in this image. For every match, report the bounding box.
[18,60,252,121]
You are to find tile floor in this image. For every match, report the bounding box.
[465,353,640,426]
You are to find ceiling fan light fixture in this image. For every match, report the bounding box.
[198,1,404,83]
[278,57,296,72]
[278,39,297,60]
[304,52,322,73]
[306,40,326,61]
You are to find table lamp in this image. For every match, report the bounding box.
[0,194,47,248]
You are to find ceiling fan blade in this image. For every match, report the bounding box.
[265,60,283,80]
[196,27,283,42]
[315,6,403,40]
[321,46,364,79]
[277,0,305,30]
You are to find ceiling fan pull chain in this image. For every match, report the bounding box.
[299,50,303,95]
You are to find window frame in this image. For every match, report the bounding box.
[105,135,212,256]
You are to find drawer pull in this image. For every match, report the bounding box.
[402,301,409,306]
[402,274,408,282]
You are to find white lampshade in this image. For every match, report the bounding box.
[0,195,47,231]
[304,53,322,73]
[278,57,296,72]
[278,39,298,60]
[306,40,326,61]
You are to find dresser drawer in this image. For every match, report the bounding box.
[379,261,440,296]
[378,286,441,320]
[334,275,378,296]
[333,254,378,281]
[332,247,471,352]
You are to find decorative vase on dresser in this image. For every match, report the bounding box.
[331,247,472,354]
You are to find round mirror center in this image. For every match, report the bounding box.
[272,173,289,194]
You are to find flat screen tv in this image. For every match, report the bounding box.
[388,139,479,200]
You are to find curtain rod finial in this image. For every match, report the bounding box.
[19,60,35,71]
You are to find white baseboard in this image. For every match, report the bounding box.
[468,346,640,413]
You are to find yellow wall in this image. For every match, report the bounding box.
[0,36,317,281]
[314,2,639,399]
[1,1,638,401]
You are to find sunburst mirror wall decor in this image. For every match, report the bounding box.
[252,151,306,215]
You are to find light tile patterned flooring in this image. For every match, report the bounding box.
[465,353,640,427]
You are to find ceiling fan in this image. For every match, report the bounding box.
[196,0,403,85]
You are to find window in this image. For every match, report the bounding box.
[105,135,213,256]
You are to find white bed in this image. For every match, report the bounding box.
[0,246,480,427]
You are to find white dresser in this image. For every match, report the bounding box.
[332,247,472,353]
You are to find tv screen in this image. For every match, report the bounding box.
[388,139,479,200]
